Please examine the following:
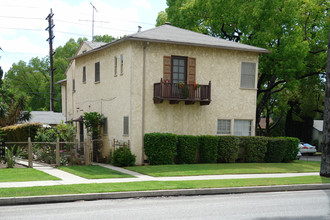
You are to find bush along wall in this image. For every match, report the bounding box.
[218,136,239,163]
[144,133,300,164]
[238,136,268,163]
[176,135,199,164]
[112,147,136,167]
[280,137,300,162]
[265,138,287,163]
[144,133,177,165]
[1,123,42,142]
[199,135,218,163]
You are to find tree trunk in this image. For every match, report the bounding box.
[320,23,330,177]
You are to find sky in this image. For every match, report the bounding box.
[0,0,167,73]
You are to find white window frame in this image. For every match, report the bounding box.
[217,119,231,135]
[240,62,257,89]
[234,120,252,136]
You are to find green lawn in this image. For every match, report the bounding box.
[0,175,329,198]
[126,160,321,177]
[0,168,60,182]
[57,165,134,179]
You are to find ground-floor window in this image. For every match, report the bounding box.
[217,119,231,134]
[234,120,251,136]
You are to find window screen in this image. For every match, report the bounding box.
[240,62,256,88]
[234,120,252,136]
[217,119,231,134]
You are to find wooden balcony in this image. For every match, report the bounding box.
[153,79,211,105]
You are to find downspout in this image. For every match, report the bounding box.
[141,42,149,164]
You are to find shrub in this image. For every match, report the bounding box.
[281,137,300,162]
[265,138,287,163]
[112,147,136,167]
[238,136,268,163]
[5,146,22,168]
[199,135,218,163]
[1,123,42,142]
[218,136,239,163]
[144,133,177,165]
[176,135,198,164]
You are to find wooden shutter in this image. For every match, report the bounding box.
[163,56,171,82]
[187,57,196,84]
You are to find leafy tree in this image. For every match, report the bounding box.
[320,24,330,177]
[83,112,104,139]
[0,66,30,127]
[157,0,329,134]
[4,36,115,112]
[93,35,116,43]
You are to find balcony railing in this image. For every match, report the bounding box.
[153,79,211,105]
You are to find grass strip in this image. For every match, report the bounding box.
[0,168,60,182]
[0,176,329,198]
[57,165,133,179]
[126,160,320,177]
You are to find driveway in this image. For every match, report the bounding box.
[300,155,321,162]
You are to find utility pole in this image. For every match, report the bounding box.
[46,8,55,111]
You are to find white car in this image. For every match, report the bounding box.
[298,143,317,155]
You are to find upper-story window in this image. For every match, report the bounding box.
[95,62,100,83]
[240,62,256,89]
[114,56,118,77]
[82,66,86,83]
[120,55,124,75]
[72,79,75,92]
[163,56,196,84]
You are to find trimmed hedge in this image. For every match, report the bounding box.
[1,123,42,142]
[199,135,218,163]
[238,136,268,163]
[265,138,287,163]
[112,147,136,167]
[176,135,198,164]
[144,133,177,165]
[281,137,300,162]
[144,133,299,164]
[218,136,239,163]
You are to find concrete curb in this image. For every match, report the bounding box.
[1,183,330,206]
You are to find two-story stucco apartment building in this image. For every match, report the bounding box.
[58,23,269,164]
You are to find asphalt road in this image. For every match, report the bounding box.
[300,155,321,161]
[1,190,329,220]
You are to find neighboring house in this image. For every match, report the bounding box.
[58,23,269,164]
[25,111,65,127]
[312,120,323,150]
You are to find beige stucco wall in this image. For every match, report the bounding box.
[64,40,259,165]
[141,42,258,135]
